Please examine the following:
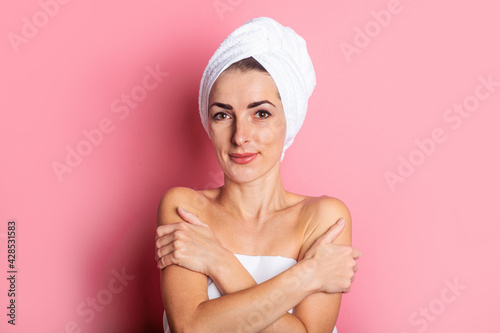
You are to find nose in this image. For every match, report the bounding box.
[231,116,251,146]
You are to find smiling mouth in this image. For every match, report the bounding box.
[229,153,258,164]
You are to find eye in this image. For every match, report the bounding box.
[255,110,271,119]
[213,112,231,120]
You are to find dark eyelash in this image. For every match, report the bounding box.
[212,112,228,120]
[212,111,271,120]
[256,110,272,117]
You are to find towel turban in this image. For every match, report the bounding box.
[198,17,316,161]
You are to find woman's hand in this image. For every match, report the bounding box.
[155,206,230,277]
[302,218,361,294]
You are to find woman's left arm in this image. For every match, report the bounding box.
[292,196,355,332]
[156,197,358,332]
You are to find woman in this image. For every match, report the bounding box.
[155,17,361,332]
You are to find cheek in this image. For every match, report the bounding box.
[260,121,286,147]
[209,127,229,151]
[211,135,224,150]
[271,117,287,140]
[259,128,274,142]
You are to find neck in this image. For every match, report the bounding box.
[218,162,288,222]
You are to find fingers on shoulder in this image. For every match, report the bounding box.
[316,196,352,244]
[157,187,197,226]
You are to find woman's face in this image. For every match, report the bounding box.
[208,69,286,183]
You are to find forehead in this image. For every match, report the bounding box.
[209,70,281,105]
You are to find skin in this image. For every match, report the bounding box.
[156,69,361,332]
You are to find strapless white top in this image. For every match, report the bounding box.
[163,254,338,333]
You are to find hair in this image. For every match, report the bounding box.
[222,57,280,100]
[224,57,268,74]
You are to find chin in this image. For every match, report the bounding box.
[222,159,281,184]
[222,166,259,184]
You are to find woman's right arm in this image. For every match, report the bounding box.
[157,194,314,332]
[158,187,311,332]
[158,187,359,333]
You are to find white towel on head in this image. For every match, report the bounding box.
[198,17,316,161]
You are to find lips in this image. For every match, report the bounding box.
[229,152,258,164]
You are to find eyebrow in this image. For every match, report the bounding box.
[209,100,276,110]
[248,100,276,108]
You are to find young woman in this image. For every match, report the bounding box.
[155,17,361,332]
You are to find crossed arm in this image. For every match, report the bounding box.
[156,187,361,332]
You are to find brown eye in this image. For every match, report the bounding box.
[213,112,230,120]
[256,110,271,119]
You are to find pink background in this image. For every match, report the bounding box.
[1,0,499,332]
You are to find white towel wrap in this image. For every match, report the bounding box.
[198,17,316,161]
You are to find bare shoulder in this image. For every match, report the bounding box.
[312,196,351,223]
[298,195,352,259]
[157,186,211,226]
